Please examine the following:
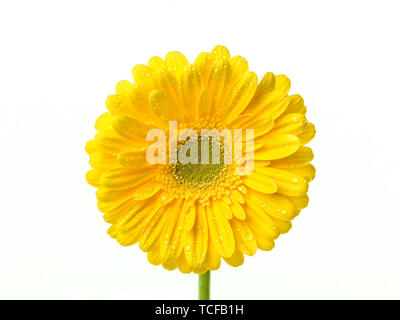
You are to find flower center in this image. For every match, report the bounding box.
[170,136,225,187]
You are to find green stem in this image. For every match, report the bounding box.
[198,271,210,300]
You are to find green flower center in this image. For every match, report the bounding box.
[171,136,225,187]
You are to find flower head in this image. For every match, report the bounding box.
[86,45,316,274]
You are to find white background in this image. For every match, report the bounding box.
[1,0,399,299]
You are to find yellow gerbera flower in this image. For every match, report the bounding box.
[86,45,316,275]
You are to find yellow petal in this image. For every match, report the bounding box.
[95,112,113,131]
[231,218,257,255]
[214,199,232,220]
[100,167,152,190]
[184,204,208,266]
[193,265,207,275]
[89,152,117,170]
[197,88,211,118]
[254,234,275,251]
[86,169,102,187]
[222,71,258,124]
[129,83,158,125]
[139,205,169,251]
[255,134,300,160]
[244,117,274,139]
[98,188,149,220]
[94,129,135,155]
[230,56,249,83]
[251,72,276,103]
[223,249,244,267]
[147,246,162,265]
[162,261,177,271]
[207,203,235,257]
[204,237,221,271]
[96,187,134,202]
[287,195,309,210]
[245,201,279,239]
[247,190,297,220]
[151,69,183,110]
[160,201,185,263]
[254,160,271,167]
[131,179,162,200]
[211,45,231,61]
[231,189,245,204]
[257,94,290,120]
[117,149,150,168]
[116,197,160,233]
[194,52,214,87]
[229,113,254,128]
[270,146,314,168]
[165,51,189,79]
[283,94,307,115]
[255,167,308,196]
[97,188,135,212]
[111,115,154,144]
[298,122,316,145]
[176,253,193,274]
[107,225,118,238]
[148,56,166,71]
[207,59,231,114]
[131,64,153,86]
[102,198,136,224]
[286,164,316,182]
[115,80,134,97]
[116,227,142,246]
[149,89,183,124]
[247,90,289,120]
[243,172,278,194]
[271,217,292,234]
[275,74,291,93]
[183,203,196,231]
[181,64,203,118]
[230,199,246,220]
[85,139,97,155]
[101,198,141,222]
[272,113,307,135]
